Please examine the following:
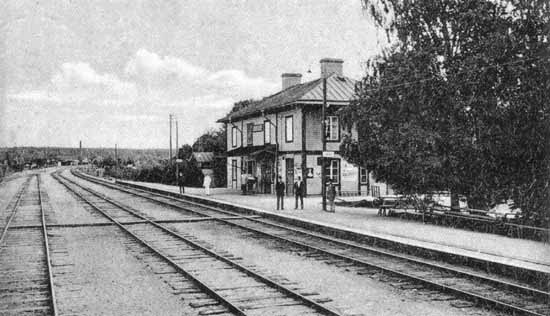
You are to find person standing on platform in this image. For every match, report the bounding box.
[294,176,305,210]
[327,179,336,212]
[178,172,185,194]
[276,176,285,210]
[203,174,212,196]
[241,173,247,195]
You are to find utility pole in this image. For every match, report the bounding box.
[321,77,327,211]
[175,119,179,181]
[169,114,173,164]
[114,143,118,177]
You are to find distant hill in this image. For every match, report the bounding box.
[0,147,171,165]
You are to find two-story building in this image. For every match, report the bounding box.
[218,58,392,196]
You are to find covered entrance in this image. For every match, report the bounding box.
[249,144,277,194]
[285,158,294,195]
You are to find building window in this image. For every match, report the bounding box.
[232,159,238,181]
[246,123,253,146]
[264,121,271,144]
[360,168,368,184]
[246,160,255,175]
[325,116,339,141]
[325,159,340,184]
[231,127,238,147]
[285,115,293,142]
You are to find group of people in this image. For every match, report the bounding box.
[177,172,336,212]
[275,175,336,212]
[177,172,212,195]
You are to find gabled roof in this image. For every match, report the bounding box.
[218,74,357,123]
[192,152,214,163]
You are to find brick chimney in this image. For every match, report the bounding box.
[281,73,302,90]
[320,58,343,78]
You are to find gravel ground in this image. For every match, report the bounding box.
[49,226,196,315]
[41,172,109,225]
[63,171,193,221]
[168,221,495,316]
[39,171,199,315]
[0,176,28,226]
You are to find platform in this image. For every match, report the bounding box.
[89,176,550,277]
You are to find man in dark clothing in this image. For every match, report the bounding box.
[275,176,285,210]
[294,176,305,210]
[178,172,185,194]
[327,179,336,212]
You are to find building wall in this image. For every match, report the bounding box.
[304,107,340,152]
[226,156,242,189]
[241,114,276,147]
[223,105,394,196]
[277,107,302,152]
[226,123,243,150]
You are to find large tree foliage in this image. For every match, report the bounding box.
[340,0,549,225]
[192,128,226,153]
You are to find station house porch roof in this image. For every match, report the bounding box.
[217,74,357,123]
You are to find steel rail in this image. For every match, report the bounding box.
[120,193,549,316]
[0,176,31,246]
[79,172,549,295]
[55,172,342,316]
[53,172,249,316]
[71,171,549,316]
[76,170,550,299]
[9,216,262,230]
[37,174,58,316]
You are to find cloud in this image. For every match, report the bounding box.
[52,62,137,99]
[125,48,207,82]
[5,49,279,147]
[125,49,277,99]
[7,90,62,103]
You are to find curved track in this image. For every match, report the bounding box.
[71,170,550,316]
[55,171,343,316]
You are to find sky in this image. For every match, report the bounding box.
[1,0,382,149]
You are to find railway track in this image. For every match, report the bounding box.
[70,170,550,316]
[54,172,344,316]
[0,174,57,316]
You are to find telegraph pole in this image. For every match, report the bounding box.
[114,143,118,177]
[321,77,327,211]
[169,114,173,164]
[175,119,179,181]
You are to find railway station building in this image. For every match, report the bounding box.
[218,58,393,196]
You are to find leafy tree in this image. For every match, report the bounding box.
[341,0,549,225]
[228,99,256,114]
[176,144,203,186]
[192,128,226,153]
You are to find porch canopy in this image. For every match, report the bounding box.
[228,144,276,160]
